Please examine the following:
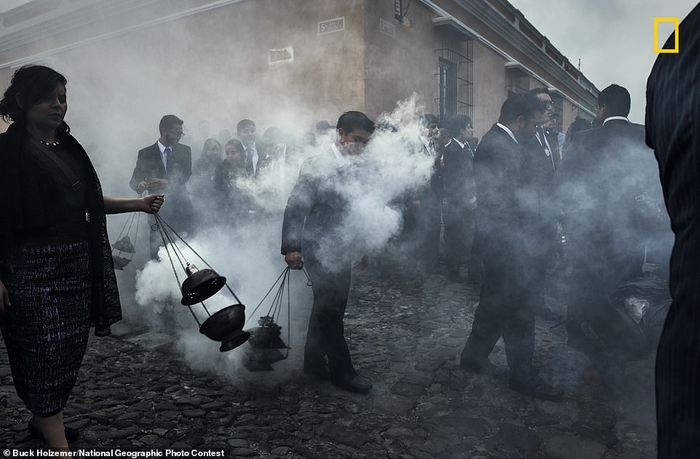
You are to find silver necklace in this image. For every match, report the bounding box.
[39,139,60,146]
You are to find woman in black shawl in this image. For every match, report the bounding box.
[0,66,164,451]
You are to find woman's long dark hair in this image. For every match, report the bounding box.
[200,137,223,161]
[0,65,70,133]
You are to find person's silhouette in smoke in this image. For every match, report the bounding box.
[282,111,375,394]
[646,4,700,456]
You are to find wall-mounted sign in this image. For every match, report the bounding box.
[395,0,403,22]
[380,18,395,38]
[269,47,293,65]
[318,17,345,35]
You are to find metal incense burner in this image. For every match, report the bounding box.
[243,266,311,371]
[153,213,249,352]
[111,212,140,270]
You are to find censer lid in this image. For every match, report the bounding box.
[181,263,227,305]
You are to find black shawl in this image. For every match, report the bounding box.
[0,122,121,331]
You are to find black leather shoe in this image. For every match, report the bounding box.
[459,356,495,375]
[304,357,330,380]
[509,376,563,401]
[28,420,80,443]
[94,326,111,337]
[333,374,373,394]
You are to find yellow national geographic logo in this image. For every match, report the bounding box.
[654,17,679,53]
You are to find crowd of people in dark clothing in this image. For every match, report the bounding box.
[128,9,700,457]
[129,116,324,250]
[128,82,670,405]
[0,60,677,451]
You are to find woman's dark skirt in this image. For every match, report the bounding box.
[0,241,91,416]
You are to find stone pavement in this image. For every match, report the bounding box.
[0,252,658,458]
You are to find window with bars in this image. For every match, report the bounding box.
[434,36,473,122]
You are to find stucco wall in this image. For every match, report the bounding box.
[471,40,508,139]
[363,0,440,120]
[0,0,598,165]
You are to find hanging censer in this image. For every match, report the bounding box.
[111,212,140,270]
[242,266,312,371]
[153,213,250,352]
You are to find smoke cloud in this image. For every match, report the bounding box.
[2,8,670,416]
[117,92,436,378]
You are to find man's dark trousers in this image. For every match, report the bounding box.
[304,254,355,382]
[462,234,535,379]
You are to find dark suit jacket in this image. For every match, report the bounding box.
[129,142,193,228]
[474,124,527,243]
[281,149,354,269]
[244,142,272,179]
[521,129,560,238]
[645,4,700,457]
[555,119,662,256]
[440,139,476,207]
[129,142,192,194]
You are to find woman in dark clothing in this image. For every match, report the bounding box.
[191,138,223,200]
[0,66,163,451]
[213,139,253,224]
[194,138,223,180]
[190,138,223,227]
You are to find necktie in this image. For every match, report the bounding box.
[163,147,171,172]
[245,148,254,176]
[539,127,556,170]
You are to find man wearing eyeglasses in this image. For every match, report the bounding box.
[519,88,562,323]
[130,114,194,259]
[459,93,562,400]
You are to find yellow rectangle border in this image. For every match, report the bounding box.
[654,17,679,53]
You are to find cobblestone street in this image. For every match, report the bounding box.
[1,251,657,458]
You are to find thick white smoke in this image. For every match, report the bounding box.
[123,93,436,378]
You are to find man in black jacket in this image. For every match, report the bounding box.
[646,5,700,455]
[130,114,193,259]
[237,119,270,179]
[281,111,375,394]
[459,93,563,400]
[556,84,664,363]
[522,88,561,320]
[440,114,477,281]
